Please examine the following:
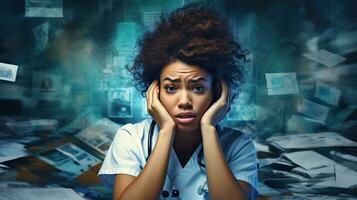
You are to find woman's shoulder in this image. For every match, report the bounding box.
[114,118,152,139]
[218,125,254,148]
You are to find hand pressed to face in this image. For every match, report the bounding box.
[146,80,176,131]
[200,80,231,127]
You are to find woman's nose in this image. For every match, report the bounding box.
[178,90,192,109]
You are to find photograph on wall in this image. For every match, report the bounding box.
[32,71,62,100]
[25,0,63,18]
[107,88,133,118]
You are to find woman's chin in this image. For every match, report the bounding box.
[176,123,199,133]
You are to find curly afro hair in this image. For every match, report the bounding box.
[127,3,248,98]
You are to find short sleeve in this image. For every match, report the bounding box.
[229,133,258,192]
[98,125,142,188]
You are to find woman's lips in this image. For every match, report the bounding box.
[175,117,195,124]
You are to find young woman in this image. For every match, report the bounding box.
[99,4,258,200]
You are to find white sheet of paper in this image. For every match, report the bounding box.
[25,0,63,18]
[0,188,86,200]
[0,141,28,163]
[314,81,341,106]
[75,118,121,155]
[265,72,299,95]
[38,143,101,175]
[312,161,357,189]
[303,49,346,67]
[292,166,335,179]
[283,151,333,170]
[297,99,330,122]
[0,62,18,82]
[267,132,357,150]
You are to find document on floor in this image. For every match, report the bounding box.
[0,188,86,200]
[0,141,29,163]
[312,158,357,189]
[303,49,346,67]
[25,0,63,18]
[283,151,335,179]
[265,72,299,95]
[75,118,121,155]
[0,62,18,82]
[38,143,101,175]
[266,132,357,151]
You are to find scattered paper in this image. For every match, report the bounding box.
[330,151,357,163]
[0,187,86,200]
[6,119,58,134]
[303,49,346,67]
[265,72,299,95]
[267,132,357,151]
[0,62,18,82]
[0,141,29,163]
[297,99,330,122]
[314,81,341,106]
[75,118,121,155]
[25,0,63,18]
[38,143,101,175]
[283,151,332,170]
[312,160,357,189]
[60,108,101,133]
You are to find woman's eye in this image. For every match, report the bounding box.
[164,86,176,93]
[193,86,205,93]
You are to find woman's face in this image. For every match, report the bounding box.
[159,60,213,133]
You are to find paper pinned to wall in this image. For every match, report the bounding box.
[142,11,161,31]
[32,21,49,52]
[25,0,63,18]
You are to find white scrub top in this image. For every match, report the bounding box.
[98,119,258,200]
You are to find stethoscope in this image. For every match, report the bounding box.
[146,120,209,199]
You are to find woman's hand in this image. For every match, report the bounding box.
[146,80,176,131]
[200,79,231,127]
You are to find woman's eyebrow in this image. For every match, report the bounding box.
[163,77,207,83]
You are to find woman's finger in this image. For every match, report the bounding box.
[219,80,229,104]
[146,81,156,113]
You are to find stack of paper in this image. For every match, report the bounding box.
[6,119,58,134]
[0,187,86,200]
[266,132,357,152]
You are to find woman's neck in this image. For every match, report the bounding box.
[173,128,202,159]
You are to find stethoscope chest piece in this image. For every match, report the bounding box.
[197,180,209,195]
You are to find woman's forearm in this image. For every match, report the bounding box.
[201,125,247,200]
[117,128,175,200]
